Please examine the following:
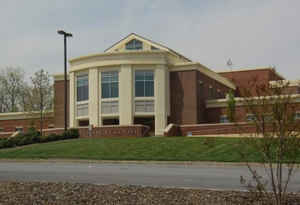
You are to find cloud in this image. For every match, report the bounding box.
[0,0,299,79]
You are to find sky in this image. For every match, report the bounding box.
[0,0,299,79]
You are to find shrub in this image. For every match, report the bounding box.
[0,128,80,149]
[63,128,80,139]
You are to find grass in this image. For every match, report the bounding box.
[0,137,298,162]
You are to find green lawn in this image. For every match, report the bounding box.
[0,137,297,162]
[0,137,253,162]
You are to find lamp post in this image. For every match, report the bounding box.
[57,30,73,132]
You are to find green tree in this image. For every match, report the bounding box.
[27,69,53,135]
[238,78,300,205]
[226,90,236,122]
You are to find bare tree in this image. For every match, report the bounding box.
[0,67,26,112]
[237,77,300,205]
[27,69,53,135]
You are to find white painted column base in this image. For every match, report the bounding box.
[154,66,168,135]
[89,68,99,127]
[119,65,133,125]
[69,72,76,128]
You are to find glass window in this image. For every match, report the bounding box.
[263,113,273,122]
[101,72,119,98]
[135,71,154,97]
[294,112,300,120]
[246,114,256,122]
[77,74,89,102]
[220,115,229,123]
[125,39,143,50]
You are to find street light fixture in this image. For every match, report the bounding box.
[57,30,73,132]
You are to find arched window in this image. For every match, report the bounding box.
[125,39,143,50]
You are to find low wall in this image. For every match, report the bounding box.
[79,125,150,138]
[0,125,150,139]
[164,123,258,136]
[0,117,54,132]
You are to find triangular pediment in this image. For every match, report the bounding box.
[104,33,191,61]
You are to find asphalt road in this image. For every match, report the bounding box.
[0,161,299,191]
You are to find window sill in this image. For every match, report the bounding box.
[76,100,89,105]
[101,113,119,118]
[134,112,155,116]
[134,97,155,101]
[76,116,89,120]
[101,98,119,102]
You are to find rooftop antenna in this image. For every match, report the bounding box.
[226,58,234,83]
[227,58,233,71]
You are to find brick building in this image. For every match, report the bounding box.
[1,33,299,137]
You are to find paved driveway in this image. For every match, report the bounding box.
[0,161,299,191]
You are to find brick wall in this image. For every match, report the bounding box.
[197,72,232,123]
[179,123,256,136]
[164,123,262,136]
[169,70,232,125]
[0,117,54,133]
[219,69,284,97]
[206,102,300,124]
[79,125,150,138]
[169,70,198,124]
[0,125,150,139]
[54,79,69,128]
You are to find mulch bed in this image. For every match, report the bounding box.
[0,181,299,205]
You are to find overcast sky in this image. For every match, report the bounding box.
[1,0,299,79]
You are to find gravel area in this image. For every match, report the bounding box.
[0,181,299,205]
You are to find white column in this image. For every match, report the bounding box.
[119,65,133,125]
[154,65,168,135]
[89,68,99,127]
[69,72,76,127]
[98,71,103,126]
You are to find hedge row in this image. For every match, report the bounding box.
[0,128,79,149]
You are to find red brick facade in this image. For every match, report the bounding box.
[54,80,69,128]
[0,67,299,137]
[219,69,283,97]
[169,70,232,125]
[78,125,150,138]
[0,117,54,133]
[0,125,149,139]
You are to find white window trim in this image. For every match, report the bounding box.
[75,72,89,103]
[133,69,155,98]
[76,100,89,105]
[76,102,89,118]
[101,98,119,102]
[101,113,119,118]
[100,71,119,99]
[101,100,119,115]
[134,100,155,114]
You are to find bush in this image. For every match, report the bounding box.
[63,128,80,139]
[0,128,80,149]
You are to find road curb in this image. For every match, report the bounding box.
[0,158,267,167]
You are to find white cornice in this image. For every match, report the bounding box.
[104,33,191,62]
[53,74,69,81]
[69,50,170,64]
[69,51,173,73]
